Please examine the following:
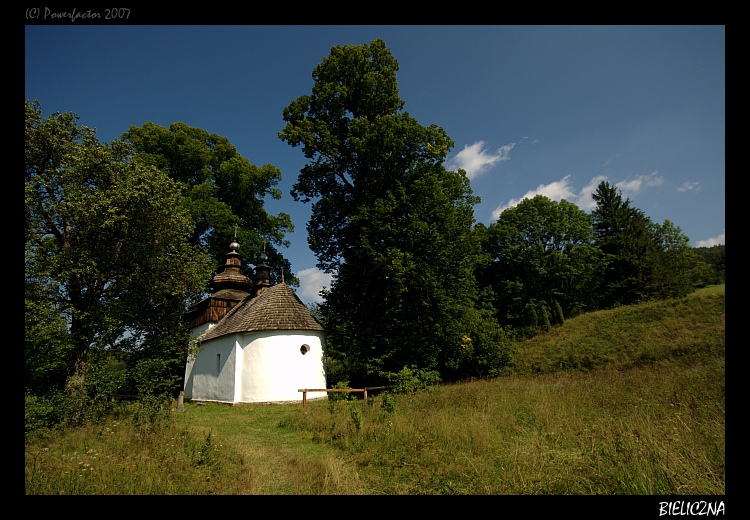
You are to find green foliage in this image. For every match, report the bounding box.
[131,358,175,398]
[131,395,171,433]
[25,351,177,436]
[26,352,133,436]
[591,181,661,307]
[590,182,713,307]
[384,366,441,394]
[349,402,364,431]
[327,381,353,403]
[440,306,516,380]
[123,121,296,286]
[480,195,600,328]
[380,393,397,414]
[24,288,73,395]
[83,353,127,401]
[280,40,486,385]
[25,392,61,436]
[648,219,707,299]
[322,355,349,389]
[25,100,214,393]
[693,245,725,284]
[25,385,119,436]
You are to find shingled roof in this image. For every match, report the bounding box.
[198,282,324,342]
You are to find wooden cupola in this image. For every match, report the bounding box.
[186,237,252,330]
[252,246,272,297]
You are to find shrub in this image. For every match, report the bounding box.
[386,366,441,394]
[328,380,353,403]
[131,394,171,432]
[84,354,127,401]
[381,393,397,414]
[349,402,364,431]
[442,307,517,381]
[25,392,59,437]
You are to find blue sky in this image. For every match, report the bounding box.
[25,25,725,305]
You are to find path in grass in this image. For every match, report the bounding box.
[179,401,378,494]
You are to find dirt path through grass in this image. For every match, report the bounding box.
[178,401,379,494]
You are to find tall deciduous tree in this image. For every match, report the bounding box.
[693,244,725,285]
[25,100,214,390]
[25,278,73,395]
[480,195,602,331]
[649,219,710,298]
[279,40,505,385]
[122,122,295,286]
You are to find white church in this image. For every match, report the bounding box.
[183,238,327,404]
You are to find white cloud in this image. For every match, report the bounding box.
[602,153,620,167]
[677,180,701,192]
[576,175,609,211]
[446,140,517,180]
[489,171,668,220]
[491,174,577,220]
[695,231,725,248]
[616,171,665,197]
[297,268,333,304]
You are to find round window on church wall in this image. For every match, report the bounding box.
[300,344,310,355]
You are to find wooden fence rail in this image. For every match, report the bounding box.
[298,386,394,407]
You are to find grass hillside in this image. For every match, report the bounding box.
[507,284,725,376]
[25,286,725,495]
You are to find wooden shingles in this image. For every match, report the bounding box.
[198,282,323,342]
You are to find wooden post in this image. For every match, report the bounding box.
[177,391,185,412]
[302,390,307,408]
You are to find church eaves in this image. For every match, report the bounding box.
[198,282,324,342]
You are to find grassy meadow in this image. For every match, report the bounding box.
[25,285,725,494]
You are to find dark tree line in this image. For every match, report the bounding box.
[475,185,721,338]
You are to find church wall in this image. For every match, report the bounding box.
[239,330,327,403]
[183,333,238,403]
[183,322,214,398]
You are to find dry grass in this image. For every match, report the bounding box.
[280,287,725,494]
[26,286,724,495]
[284,357,724,494]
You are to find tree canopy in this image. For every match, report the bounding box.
[279,39,510,385]
[25,99,215,392]
[122,121,296,286]
[479,195,602,330]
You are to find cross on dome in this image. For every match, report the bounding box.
[229,225,240,253]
